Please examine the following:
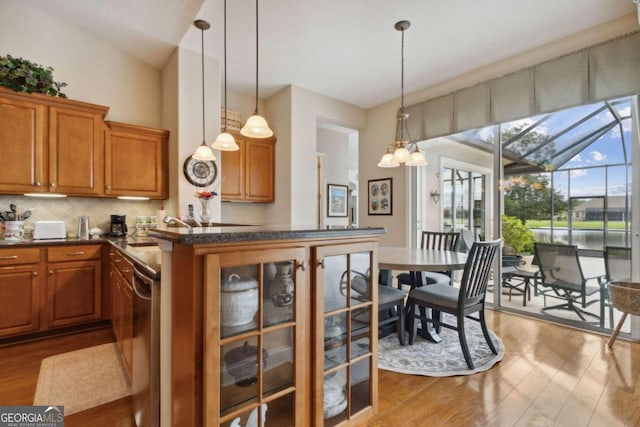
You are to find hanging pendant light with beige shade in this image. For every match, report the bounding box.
[192,19,217,161]
[377,20,427,168]
[212,0,239,151]
[240,0,273,139]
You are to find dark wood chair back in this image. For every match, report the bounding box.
[420,231,460,251]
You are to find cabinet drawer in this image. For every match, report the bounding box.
[118,256,134,284]
[0,247,41,266]
[47,244,101,262]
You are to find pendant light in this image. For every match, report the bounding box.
[212,0,239,151]
[377,20,427,168]
[240,0,273,139]
[192,19,217,161]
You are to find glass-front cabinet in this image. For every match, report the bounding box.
[313,243,377,426]
[203,247,306,427]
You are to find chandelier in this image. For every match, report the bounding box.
[377,20,427,168]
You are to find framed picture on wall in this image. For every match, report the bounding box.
[368,178,392,215]
[327,184,349,217]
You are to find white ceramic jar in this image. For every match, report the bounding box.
[221,273,259,327]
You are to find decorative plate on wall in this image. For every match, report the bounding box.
[183,155,218,187]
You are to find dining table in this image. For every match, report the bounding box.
[378,246,467,343]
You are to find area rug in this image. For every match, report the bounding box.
[378,317,504,376]
[33,343,131,415]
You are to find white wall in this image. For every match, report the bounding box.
[358,13,638,247]
[0,1,162,128]
[317,128,350,227]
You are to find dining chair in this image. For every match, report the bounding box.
[406,240,501,369]
[396,231,460,290]
[534,242,608,327]
[340,269,406,345]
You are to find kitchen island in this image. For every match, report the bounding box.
[149,225,385,427]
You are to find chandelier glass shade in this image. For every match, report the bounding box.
[192,19,216,161]
[377,20,427,168]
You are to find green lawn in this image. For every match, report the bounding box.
[524,220,628,230]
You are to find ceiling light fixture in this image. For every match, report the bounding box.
[378,20,427,168]
[192,19,217,161]
[212,0,239,151]
[240,0,273,139]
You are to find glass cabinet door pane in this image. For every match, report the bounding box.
[324,368,348,425]
[220,404,267,427]
[220,265,260,339]
[264,393,295,427]
[262,328,294,397]
[324,255,348,312]
[351,307,370,359]
[348,252,372,305]
[264,261,295,326]
[324,312,347,370]
[220,337,260,413]
[350,358,371,416]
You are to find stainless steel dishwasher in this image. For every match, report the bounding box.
[132,265,160,427]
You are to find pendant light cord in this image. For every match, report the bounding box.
[201,25,206,143]
[254,0,259,114]
[400,27,405,141]
[223,0,228,132]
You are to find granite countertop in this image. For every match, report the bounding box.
[149,224,386,244]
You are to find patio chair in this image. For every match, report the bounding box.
[396,231,459,290]
[340,269,406,345]
[534,242,608,327]
[406,240,501,369]
[603,246,631,330]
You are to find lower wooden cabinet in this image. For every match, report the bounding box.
[46,245,102,328]
[0,265,41,337]
[109,248,134,381]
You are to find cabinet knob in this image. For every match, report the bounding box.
[318,259,325,269]
[34,181,41,187]
[49,270,54,275]
[33,271,38,276]
[106,185,112,190]
[50,182,56,188]
[122,268,130,273]
[297,261,308,271]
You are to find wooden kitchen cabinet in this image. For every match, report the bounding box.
[0,94,46,194]
[104,121,169,199]
[203,247,306,426]
[221,131,275,203]
[46,245,102,328]
[0,88,109,196]
[0,247,42,338]
[109,248,134,381]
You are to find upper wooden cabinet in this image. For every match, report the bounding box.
[104,121,169,199]
[0,88,169,199]
[0,88,108,196]
[221,131,275,203]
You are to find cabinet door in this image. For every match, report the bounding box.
[120,280,134,381]
[245,140,274,202]
[47,260,102,328]
[49,106,104,195]
[0,96,46,193]
[203,247,306,427]
[221,139,245,201]
[0,265,40,337]
[105,122,169,199]
[313,243,377,426]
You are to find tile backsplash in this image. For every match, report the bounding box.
[0,195,162,237]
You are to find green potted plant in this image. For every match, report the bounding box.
[502,215,535,266]
[0,55,67,97]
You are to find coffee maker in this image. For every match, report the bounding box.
[110,214,128,237]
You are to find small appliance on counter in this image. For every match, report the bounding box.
[78,216,90,240]
[33,221,66,240]
[110,214,128,237]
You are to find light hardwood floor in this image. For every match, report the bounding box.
[1,311,638,426]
